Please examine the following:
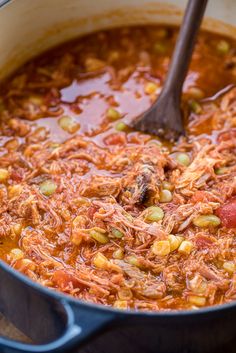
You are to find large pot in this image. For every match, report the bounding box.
[0,1,236,352]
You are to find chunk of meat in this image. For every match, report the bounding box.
[79,175,121,197]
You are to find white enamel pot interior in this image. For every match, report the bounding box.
[0,0,236,82]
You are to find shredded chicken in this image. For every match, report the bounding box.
[0,25,235,311]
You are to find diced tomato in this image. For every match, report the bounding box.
[195,235,215,249]
[53,270,83,289]
[217,129,236,142]
[216,197,236,228]
[190,191,215,203]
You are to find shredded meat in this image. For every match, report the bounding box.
[0,25,236,312]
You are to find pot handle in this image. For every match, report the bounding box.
[0,299,114,353]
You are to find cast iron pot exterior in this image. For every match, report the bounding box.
[1,0,236,352]
[1,260,236,353]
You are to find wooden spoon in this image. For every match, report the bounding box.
[132,0,208,141]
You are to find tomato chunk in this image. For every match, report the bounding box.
[190,191,215,203]
[53,270,83,290]
[216,197,236,228]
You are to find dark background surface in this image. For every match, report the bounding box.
[1,313,236,353]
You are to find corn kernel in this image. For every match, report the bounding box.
[0,168,9,183]
[144,82,158,95]
[93,252,109,269]
[19,259,36,271]
[223,261,235,274]
[8,185,22,198]
[9,248,24,260]
[178,240,193,255]
[118,288,133,300]
[113,248,124,260]
[152,240,170,256]
[188,295,206,307]
[58,116,80,134]
[12,223,23,237]
[168,234,182,252]
[113,300,128,310]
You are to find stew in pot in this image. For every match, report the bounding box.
[0,26,235,311]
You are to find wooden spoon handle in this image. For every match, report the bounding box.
[162,0,208,97]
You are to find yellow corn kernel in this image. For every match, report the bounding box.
[113,300,128,310]
[85,58,106,72]
[113,248,124,260]
[19,259,36,271]
[118,288,133,300]
[58,116,80,134]
[8,185,23,198]
[93,252,109,269]
[144,82,158,95]
[152,240,170,256]
[11,223,23,237]
[178,240,193,255]
[168,234,183,252]
[223,261,235,274]
[9,248,24,260]
[0,168,9,183]
[188,295,206,307]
